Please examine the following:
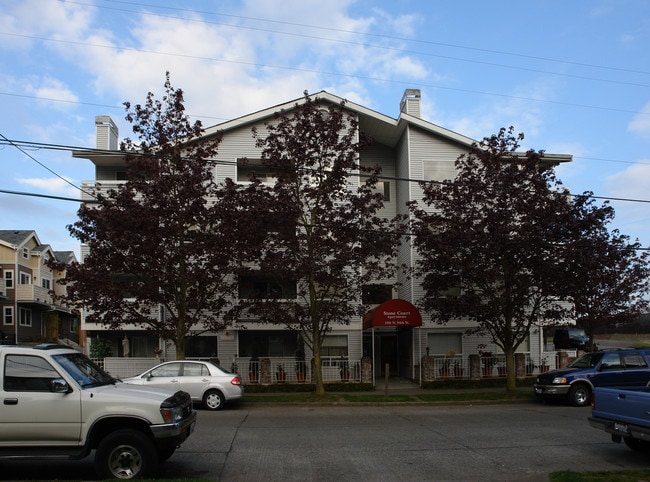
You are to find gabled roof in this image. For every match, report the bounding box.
[54,251,77,264]
[0,230,38,248]
[202,90,477,150]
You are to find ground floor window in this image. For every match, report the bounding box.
[238,330,298,358]
[185,336,218,358]
[3,306,13,325]
[427,332,462,355]
[19,308,31,327]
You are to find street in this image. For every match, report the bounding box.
[1,400,648,481]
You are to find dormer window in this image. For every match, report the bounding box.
[22,247,29,258]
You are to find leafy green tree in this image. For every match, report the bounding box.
[411,127,574,391]
[52,74,260,359]
[242,92,406,395]
[562,195,650,350]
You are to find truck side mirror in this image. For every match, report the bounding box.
[50,378,71,394]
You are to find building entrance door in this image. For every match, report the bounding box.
[379,333,398,376]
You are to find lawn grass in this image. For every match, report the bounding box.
[550,469,650,481]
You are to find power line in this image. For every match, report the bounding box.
[97,0,650,77]
[2,136,650,206]
[2,31,649,118]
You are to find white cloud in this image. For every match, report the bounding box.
[16,177,80,198]
[628,102,650,138]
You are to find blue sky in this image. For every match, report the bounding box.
[1,0,649,257]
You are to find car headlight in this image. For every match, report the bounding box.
[552,377,567,384]
[160,405,184,423]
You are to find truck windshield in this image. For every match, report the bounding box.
[53,353,115,388]
[568,352,604,369]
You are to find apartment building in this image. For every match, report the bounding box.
[74,90,573,382]
[0,230,79,345]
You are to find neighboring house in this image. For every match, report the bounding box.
[0,230,80,346]
[73,90,573,381]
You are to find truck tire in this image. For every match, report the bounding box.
[568,384,590,407]
[203,389,225,410]
[624,437,650,452]
[95,429,158,479]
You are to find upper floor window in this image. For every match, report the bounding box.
[19,272,31,285]
[237,159,275,182]
[374,181,391,202]
[362,284,393,305]
[42,279,51,290]
[238,272,297,300]
[4,271,13,289]
[22,247,29,259]
[423,161,456,182]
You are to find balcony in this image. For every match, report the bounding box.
[80,180,127,202]
[16,285,53,305]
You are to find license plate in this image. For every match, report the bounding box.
[614,422,629,434]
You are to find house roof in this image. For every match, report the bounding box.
[202,90,478,150]
[0,230,38,248]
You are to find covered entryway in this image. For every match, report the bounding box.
[363,299,422,381]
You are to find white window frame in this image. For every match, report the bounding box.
[22,247,29,258]
[19,308,32,327]
[4,306,13,325]
[19,272,31,285]
[4,270,13,288]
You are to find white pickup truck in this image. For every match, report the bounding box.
[0,343,197,479]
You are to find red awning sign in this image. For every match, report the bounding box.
[362,299,422,330]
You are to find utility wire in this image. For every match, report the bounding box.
[2,31,649,118]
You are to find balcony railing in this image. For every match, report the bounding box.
[15,285,52,304]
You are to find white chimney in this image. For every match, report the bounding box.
[95,116,119,150]
[400,89,421,118]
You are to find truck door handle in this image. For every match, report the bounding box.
[4,398,18,405]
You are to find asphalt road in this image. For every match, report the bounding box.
[1,400,649,481]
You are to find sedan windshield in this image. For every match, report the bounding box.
[568,352,604,369]
[53,353,115,388]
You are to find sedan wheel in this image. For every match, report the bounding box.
[203,389,224,411]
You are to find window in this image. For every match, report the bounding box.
[3,307,13,325]
[321,335,348,358]
[4,355,60,392]
[362,284,393,305]
[4,271,13,289]
[238,330,298,358]
[22,247,29,259]
[237,159,276,182]
[427,333,462,356]
[374,181,390,202]
[423,161,456,182]
[623,352,648,369]
[238,272,297,299]
[185,336,218,358]
[182,362,209,376]
[19,272,31,285]
[19,308,32,327]
[599,352,623,370]
[150,363,182,377]
[42,279,51,290]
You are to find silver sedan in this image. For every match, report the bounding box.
[123,360,243,410]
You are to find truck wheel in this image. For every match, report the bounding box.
[95,429,158,479]
[568,384,590,407]
[624,437,650,452]
[203,389,225,410]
